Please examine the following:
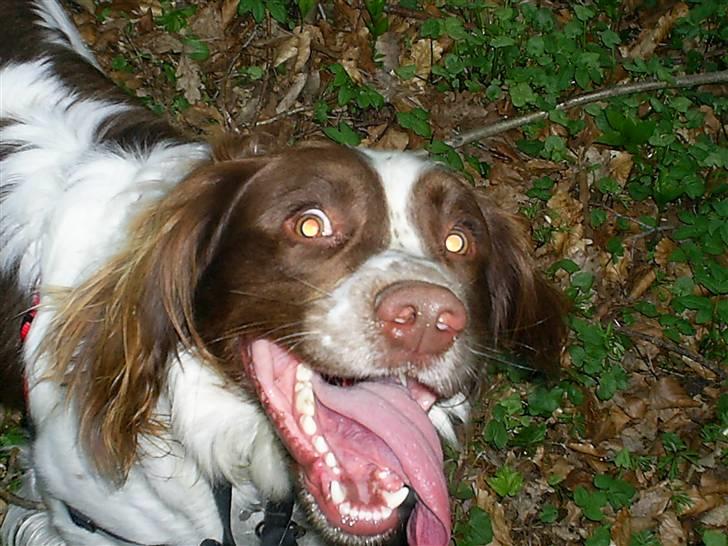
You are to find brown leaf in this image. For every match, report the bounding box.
[631,483,671,519]
[658,511,686,546]
[649,377,701,410]
[190,3,224,43]
[221,0,239,28]
[613,507,633,546]
[609,151,634,185]
[626,3,689,59]
[629,268,656,300]
[374,128,409,151]
[138,33,183,55]
[375,31,400,72]
[407,39,443,88]
[477,489,513,546]
[176,56,203,104]
[700,504,728,528]
[275,73,307,114]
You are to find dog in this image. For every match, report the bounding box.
[0,1,566,545]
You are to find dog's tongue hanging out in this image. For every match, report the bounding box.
[249,340,451,545]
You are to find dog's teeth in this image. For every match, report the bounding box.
[398,372,407,386]
[330,480,346,504]
[296,365,313,381]
[349,507,359,520]
[380,507,392,520]
[300,415,317,435]
[313,435,328,454]
[339,502,351,516]
[361,510,372,521]
[325,452,338,468]
[295,386,315,416]
[382,486,409,509]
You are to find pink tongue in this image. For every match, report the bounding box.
[312,377,451,546]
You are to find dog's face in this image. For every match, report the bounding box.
[186,144,564,544]
[51,142,564,545]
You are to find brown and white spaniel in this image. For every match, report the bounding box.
[0,1,566,545]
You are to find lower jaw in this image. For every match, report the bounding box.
[297,486,403,546]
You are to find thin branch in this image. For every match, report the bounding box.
[0,487,45,511]
[615,325,725,380]
[445,70,728,149]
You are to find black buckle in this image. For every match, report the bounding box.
[255,500,303,546]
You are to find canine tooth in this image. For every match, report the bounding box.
[398,372,407,386]
[330,481,346,504]
[295,387,315,416]
[325,452,337,468]
[339,502,351,516]
[313,436,328,454]
[380,507,392,519]
[382,486,409,509]
[296,365,313,381]
[300,415,317,435]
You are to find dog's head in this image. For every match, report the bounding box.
[49,142,565,545]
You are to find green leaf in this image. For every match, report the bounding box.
[183,37,210,62]
[397,108,432,138]
[591,209,607,228]
[421,18,442,38]
[594,474,636,510]
[484,419,508,449]
[572,271,594,291]
[266,0,289,24]
[509,82,537,108]
[456,506,493,546]
[539,503,558,523]
[573,4,595,21]
[599,28,621,48]
[491,35,516,48]
[488,466,524,497]
[297,0,317,17]
[323,122,361,146]
[444,17,468,40]
[586,526,612,546]
[238,0,265,22]
[395,64,417,80]
[704,531,728,546]
[574,485,607,521]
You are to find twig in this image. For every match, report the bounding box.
[254,106,311,126]
[0,487,45,511]
[615,325,725,380]
[444,71,728,150]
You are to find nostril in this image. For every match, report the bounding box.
[435,310,466,333]
[392,305,417,325]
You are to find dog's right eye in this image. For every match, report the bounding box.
[294,208,333,238]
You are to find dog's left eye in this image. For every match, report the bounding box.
[444,228,470,255]
[295,208,333,238]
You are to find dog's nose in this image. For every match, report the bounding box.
[375,281,467,362]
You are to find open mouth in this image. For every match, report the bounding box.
[245,339,451,545]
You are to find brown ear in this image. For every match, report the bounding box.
[477,194,567,377]
[46,158,268,481]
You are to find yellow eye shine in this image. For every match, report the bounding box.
[445,230,469,255]
[297,215,324,238]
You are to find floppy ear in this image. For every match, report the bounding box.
[47,157,269,481]
[477,194,567,377]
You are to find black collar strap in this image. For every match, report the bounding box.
[256,500,302,546]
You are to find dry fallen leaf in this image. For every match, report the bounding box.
[649,377,701,410]
[626,3,689,59]
[658,511,686,546]
[176,55,203,104]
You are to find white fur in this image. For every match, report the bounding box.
[360,149,429,257]
[32,0,101,68]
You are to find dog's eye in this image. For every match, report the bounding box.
[444,229,470,255]
[295,208,333,238]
